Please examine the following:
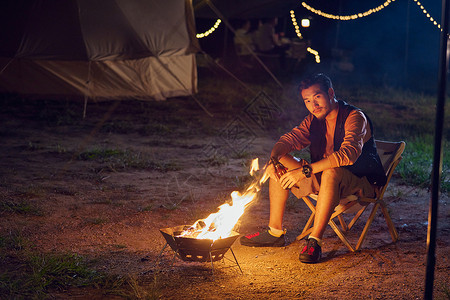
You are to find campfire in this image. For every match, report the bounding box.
[175,158,268,240]
[171,158,269,240]
[158,158,269,268]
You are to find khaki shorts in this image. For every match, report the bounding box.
[285,158,375,199]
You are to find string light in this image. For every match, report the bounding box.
[196,19,222,38]
[412,0,442,31]
[301,0,396,20]
[290,10,303,39]
[307,47,321,63]
[290,10,321,63]
[196,1,441,39]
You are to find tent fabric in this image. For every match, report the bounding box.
[0,55,196,101]
[0,0,199,101]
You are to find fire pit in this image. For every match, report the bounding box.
[160,225,240,262]
[153,158,270,276]
[156,225,242,276]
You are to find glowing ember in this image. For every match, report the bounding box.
[177,158,270,241]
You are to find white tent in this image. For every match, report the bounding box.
[0,0,199,101]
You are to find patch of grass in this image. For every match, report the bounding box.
[339,87,450,140]
[141,205,153,212]
[126,274,161,300]
[89,196,113,205]
[441,283,450,300]
[102,274,161,300]
[0,232,160,299]
[395,136,449,193]
[231,150,252,159]
[11,184,47,199]
[0,231,31,252]
[0,200,42,215]
[78,148,180,172]
[0,232,100,298]
[0,251,119,299]
[52,186,78,196]
[29,253,101,289]
[202,155,228,167]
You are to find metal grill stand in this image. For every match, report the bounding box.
[154,226,243,278]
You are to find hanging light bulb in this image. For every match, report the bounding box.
[301,19,310,28]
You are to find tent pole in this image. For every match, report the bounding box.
[83,61,92,119]
[403,0,411,85]
[223,24,228,60]
[83,96,88,119]
[424,0,449,299]
[333,0,343,49]
[0,58,14,75]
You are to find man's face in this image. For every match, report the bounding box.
[301,84,335,120]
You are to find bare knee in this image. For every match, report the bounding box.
[269,177,287,194]
[321,168,344,183]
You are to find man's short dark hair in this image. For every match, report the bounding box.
[298,73,333,94]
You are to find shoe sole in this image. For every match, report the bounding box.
[299,257,319,263]
[299,253,321,263]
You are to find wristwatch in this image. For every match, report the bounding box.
[302,164,312,178]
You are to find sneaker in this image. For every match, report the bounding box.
[240,230,286,247]
[299,238,322,263]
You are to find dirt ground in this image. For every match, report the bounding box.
[0,93,449,299]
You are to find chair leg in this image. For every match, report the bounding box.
[297,196,317,240]
[338,215,348,232]
[302,196,316,212]
[347,206,367,230]
[356,203,380,250]
[329,220,355,252]
[297,212,315,240]
[380,202,399,242]
[297,196,397,251]
[297,227,313,241]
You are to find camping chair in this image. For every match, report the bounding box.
[296,140,406,252]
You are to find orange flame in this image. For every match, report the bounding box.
[179,158,270,240]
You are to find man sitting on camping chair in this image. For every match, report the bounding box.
[240,73,387,263]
